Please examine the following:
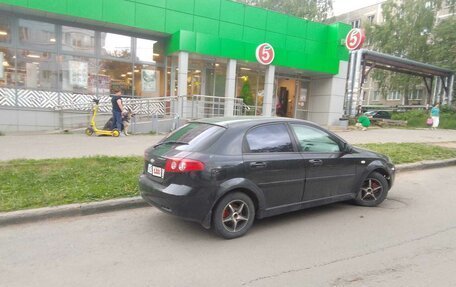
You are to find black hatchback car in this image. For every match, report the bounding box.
[140,117,395,239]
[364,110,391,119]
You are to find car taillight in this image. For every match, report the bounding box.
[144,150,149,161]
[165,158,205,173]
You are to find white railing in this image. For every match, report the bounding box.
[55,95,248,118]
[52,95,253,131]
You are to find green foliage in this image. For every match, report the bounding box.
[0,156,143,212]
[366,0,456,103]
[431,16,456,71]
[392,106,456,129]
[0,131,4,136]
[240,78,254,106]
[358,143,456,164]
[392,109,428,127]
[236,0,333,21]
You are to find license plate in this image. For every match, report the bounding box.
[148,164,164,178]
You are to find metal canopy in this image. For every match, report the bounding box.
[362,50,453,78]
[345,49,455,116]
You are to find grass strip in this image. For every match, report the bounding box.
[356,143,456,165]
[1,143,456,212]
[0,156,143,212]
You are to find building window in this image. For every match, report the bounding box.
[18,19,56,50]
[187,55,227,99]
[372,90,380,101]
[61,26,95,54]
[101,32,131,59]
[0,47,15,87]
[236,63,265,115]
[367,15,375,24]
[60,55,97,94]
[136,38,163,63]
[409,89,423,100]
[0,16,12,44]
[351,19,361,28]
[387,91,401,100]
[16,49,58,90]
[0,14,167,101]
[206,61,226,98]
[98,59,132,96]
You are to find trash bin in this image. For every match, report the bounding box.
[339,117,349,130]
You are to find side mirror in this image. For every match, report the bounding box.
[342,143,352,154]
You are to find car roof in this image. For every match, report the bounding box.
[192,116,313,128]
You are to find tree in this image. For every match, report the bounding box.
[240,76,254,106]
[430,16,456,71]
[236,0,333,22]
[366,0,455,105]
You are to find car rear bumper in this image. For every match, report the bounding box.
[139,174,213,228]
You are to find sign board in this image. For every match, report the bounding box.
[141,69,156,92]
[345,29,366,51]
[69,61,88,88]
[256,43,275,65]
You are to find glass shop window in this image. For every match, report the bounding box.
[16,49,58,90]
[19,19,56,50]
[101,32,131,59]
[61,26,96,54]
[0,47,16,87]
[60,55,97,94]
[0,16,12,44]
[98,59,133,97]
[136,38,163,63]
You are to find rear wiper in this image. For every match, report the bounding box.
[153,141,188,148]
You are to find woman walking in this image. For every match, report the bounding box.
[430,103,440,129]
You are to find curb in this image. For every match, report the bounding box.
[0,197,148,227]
[395,158,456,172]
[1,159,456,227]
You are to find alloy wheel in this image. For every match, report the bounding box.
[221,200,250,233]
[360,178,383,202]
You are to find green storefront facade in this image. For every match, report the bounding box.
[0,0,351,131]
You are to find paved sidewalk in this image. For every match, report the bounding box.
[1,128,456,161]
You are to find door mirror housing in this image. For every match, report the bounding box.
[342,143,352,154]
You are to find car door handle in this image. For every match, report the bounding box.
[250,162,267,169]
[309,159,323,166]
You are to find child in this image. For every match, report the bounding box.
[356,114,371,131]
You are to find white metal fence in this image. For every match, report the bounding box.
[52,95,251,131]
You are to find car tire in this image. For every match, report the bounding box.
[354,172,389,207]
[212,192,255,239]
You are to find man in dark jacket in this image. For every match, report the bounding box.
[111,89,124,132]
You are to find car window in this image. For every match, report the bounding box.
[158,123,225,151]
[245,124,294,153]
[290,124,340,153]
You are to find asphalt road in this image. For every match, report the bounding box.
[1,167,455,287]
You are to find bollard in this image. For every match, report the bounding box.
[152,114,159,134]
[172,113,180,131]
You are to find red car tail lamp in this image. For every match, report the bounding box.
[165,158,205,173]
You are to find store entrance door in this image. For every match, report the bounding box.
[294,80,309,120]
[275,78,309,119]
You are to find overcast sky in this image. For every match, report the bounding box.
[332,0,386,16]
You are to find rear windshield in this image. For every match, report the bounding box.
[158,123,226,151]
